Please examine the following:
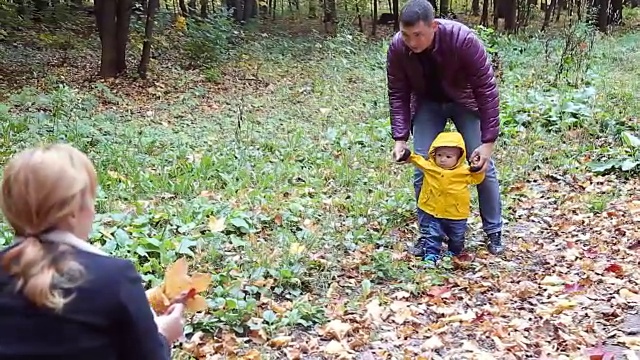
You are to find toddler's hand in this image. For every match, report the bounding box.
[397,148,411,163]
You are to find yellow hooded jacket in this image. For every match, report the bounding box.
[409,132,485,220]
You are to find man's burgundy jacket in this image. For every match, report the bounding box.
[386,19,500,144]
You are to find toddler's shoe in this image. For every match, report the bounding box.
[423,254,439,268]
[442,251,456,259]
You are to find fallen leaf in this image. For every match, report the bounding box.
[289,242,306,255]
[604,263,624,276]
[540,275,565,286]
[427,286,451,298]
[324,340,353,359]
[248,328,268,344]
[267,336,292,349]
[208,216,226,232]
[443,309,476,323]
[619,336,640,349]
[284,347,302,360]
[364,298,384,325]
[421,335,444,350]
[241,349,262,360]
[318,319,352,340]
[619,288,640,302]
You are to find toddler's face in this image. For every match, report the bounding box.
[434,147,461,169]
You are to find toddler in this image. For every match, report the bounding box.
[398,131,485,266]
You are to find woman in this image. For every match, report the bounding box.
[0,144,185,360]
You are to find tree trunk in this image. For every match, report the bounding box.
[598,0,608,30]
[392,0,399,31]
[200,0,208,16]
[16,0,27,16]
[473,0,481,15]
[33,0,48,22]
[504,0,516,31]
[252,0,258,17]
[480,0,489,24]
[226,0,238,18]
[356,2,363,32]
[115,0,131,73]
[492,0,499,27]
[179,0,188,15]
[323,0,337,33]
[576,0,582,19]
[95,0,132,78]
[440,0,450,14]
[609,0,622,24]
[371,0,378,35]
[236,0,245,20]
[188,0,196,14]
[541,0,555,30]
[555,0,563,20]
[309,0,317,17]
[95,0,117,77]
[243,0,255,22]
[138,0,158,79]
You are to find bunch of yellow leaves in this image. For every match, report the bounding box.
[174,15,187,31]
[146,258,211,315]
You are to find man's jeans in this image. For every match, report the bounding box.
[421,213,467,256]
[412,101,503,238]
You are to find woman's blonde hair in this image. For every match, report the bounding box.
[0,143,98,312]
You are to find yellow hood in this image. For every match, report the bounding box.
[428,132,467,169]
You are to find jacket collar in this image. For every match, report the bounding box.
[16,230,110,257]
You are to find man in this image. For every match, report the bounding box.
[387,0,505,257]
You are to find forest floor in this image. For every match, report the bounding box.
[2,5,640,360]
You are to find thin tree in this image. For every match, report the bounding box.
[138,0,159,79]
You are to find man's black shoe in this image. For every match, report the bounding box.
[487,232,505,255]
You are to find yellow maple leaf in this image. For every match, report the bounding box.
[146,258,212,314]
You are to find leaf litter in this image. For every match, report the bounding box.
[176,173,640,359]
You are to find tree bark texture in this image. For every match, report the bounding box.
[94,0,132,78]
[138,0,159,79]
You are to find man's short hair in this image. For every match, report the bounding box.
[399,0,435,26]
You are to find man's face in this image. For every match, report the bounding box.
[400,20,438,53]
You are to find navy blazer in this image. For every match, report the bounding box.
[0,244,171,360]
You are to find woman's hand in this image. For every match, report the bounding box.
[154,303,186,343]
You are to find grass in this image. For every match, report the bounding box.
[1,6,640,359]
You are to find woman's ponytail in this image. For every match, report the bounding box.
[1,235,82,312]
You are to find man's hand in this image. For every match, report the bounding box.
[393,141,410,163]
[470,142,495,172]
